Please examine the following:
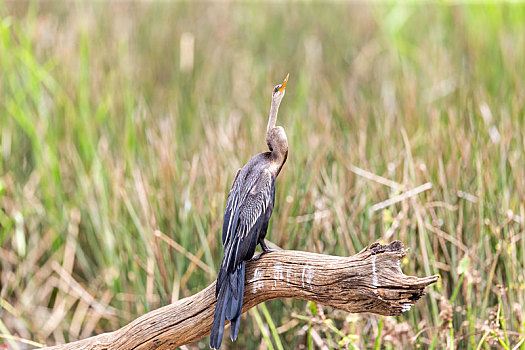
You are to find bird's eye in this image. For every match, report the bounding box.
[273,85,281,93]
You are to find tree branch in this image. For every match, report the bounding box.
[45,241,438,349]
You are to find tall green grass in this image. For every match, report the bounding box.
[1,2,524,349]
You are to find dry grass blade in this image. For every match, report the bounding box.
[371,183,433,213]
[348,164,404,190]
[154,230,214,275]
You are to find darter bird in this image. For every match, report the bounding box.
[210,74,289,349]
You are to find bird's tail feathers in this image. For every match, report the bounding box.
[210,262,246,349]
[227,263,245,341]
[210,282,230,349]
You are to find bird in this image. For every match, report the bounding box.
[209,74,289,349]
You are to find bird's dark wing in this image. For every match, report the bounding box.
[221,168,274,272]
[222,168,242,246]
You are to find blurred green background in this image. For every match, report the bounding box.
[1,2,524,349]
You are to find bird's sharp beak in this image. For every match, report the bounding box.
[278,73,289,92]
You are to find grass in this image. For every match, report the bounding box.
[1,2,525,349]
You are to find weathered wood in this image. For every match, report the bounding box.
[45,241,438,350]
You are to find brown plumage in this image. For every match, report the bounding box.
[210,75,289,349]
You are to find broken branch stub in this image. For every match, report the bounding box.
[45,241,438,350]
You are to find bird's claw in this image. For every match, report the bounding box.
[249,249,277,262]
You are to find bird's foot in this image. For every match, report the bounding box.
[249,253,264,262]
[249,249,277,262]
[262,248,277,254]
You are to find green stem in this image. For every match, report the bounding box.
[252,308,275,350]
[260,303,284,350]
[374,316,383,350]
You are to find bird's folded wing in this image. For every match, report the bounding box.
[237,170,273,240]
[222,168,242,246]
[221,169,273,272]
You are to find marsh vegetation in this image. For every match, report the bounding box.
[1,3,524,349]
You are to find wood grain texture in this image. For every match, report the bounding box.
[45,241,438,350]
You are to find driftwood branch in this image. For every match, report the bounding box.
[45,241,438,350]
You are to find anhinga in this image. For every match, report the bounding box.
[210,74,289,349]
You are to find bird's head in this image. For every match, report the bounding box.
[272,73,289,104]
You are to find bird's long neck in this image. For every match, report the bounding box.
[266,96,288,167]
[266,101,280,135]
[266,110,288,167]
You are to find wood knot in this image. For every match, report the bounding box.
[369,240,405,254]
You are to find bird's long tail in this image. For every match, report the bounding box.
[210,262,246,349]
